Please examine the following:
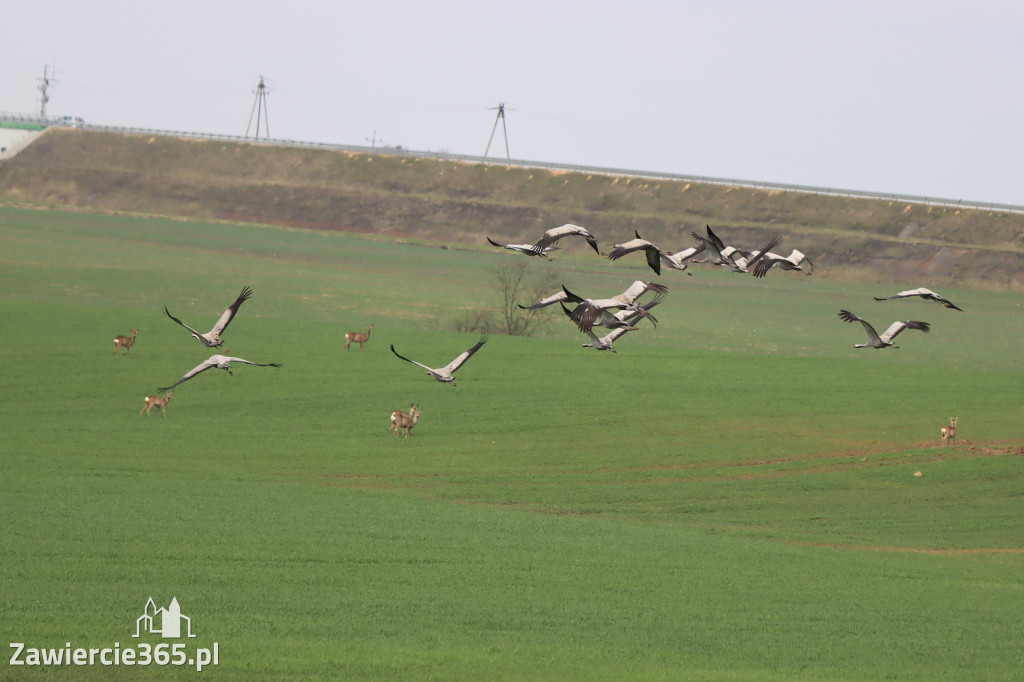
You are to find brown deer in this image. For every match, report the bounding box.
[390,403,421,439]
[940,416,959,447]
[114,329,138,356]
[345,324,372,350]
[141,391,172,418]
[390,403,415,436]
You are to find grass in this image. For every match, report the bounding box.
[0,121,46,131]
[1,206,1023,680]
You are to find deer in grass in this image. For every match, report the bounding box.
[114,329,138,356]
[345,324,372,351]
[141,391,172,418]
[940,417,959,447]
[390,403,416,435]
[390,403,421,439]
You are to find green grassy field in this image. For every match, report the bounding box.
[1,206,1022,680]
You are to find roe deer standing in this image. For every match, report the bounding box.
[345,324,372,350]
[390,403,416,436]
[141,391,172,418]
[114,329,138,356]
[390,404,421,439]
[941,417,959,447]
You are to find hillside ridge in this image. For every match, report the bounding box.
[2,128,1022,289]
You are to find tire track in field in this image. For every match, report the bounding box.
[303,444,1024,556]
[563,441,1023,486]
[784,541,1024,556]
[305,442,1022,491]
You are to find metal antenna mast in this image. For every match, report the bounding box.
[484,102,510,159]
[245,75,270,139]
[38,65,57,122]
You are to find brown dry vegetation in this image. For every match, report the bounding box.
[3,128,1024,289]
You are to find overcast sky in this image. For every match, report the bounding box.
[3,1,1022,206]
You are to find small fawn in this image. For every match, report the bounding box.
[390,403,421,439]
[345,324,372,351]
[940,416,958,447]
[141,391,173,418]
[114,329,138,356]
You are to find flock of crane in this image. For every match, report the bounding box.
[486,222,962,356]
[127,222,963,426]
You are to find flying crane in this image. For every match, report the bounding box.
[158,354,282,392]
[164,286,253,351]
[390,334,488,386]
[873,288,962,311]
[838,310,930,349]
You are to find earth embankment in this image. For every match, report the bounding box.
[2,128,1022,289]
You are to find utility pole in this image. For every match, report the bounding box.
[484,102,510,160]
[38,65,56,122]
[245,75,270,139]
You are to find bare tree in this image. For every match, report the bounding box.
[494,261,559,337]
[452,262,560,336]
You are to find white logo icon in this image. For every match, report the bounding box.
[133,597,196,639]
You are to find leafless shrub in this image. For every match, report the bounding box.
[450,261,560,336]
[494,261,560,337]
